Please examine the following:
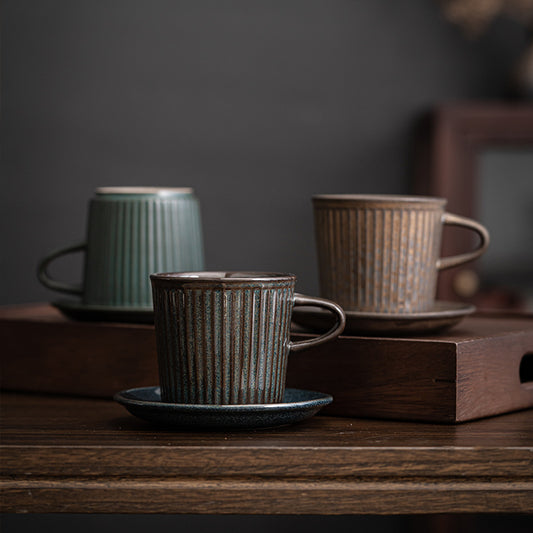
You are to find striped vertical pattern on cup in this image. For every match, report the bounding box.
[152,277,295,405]
[83,193,204,307]
[314,198,444,313]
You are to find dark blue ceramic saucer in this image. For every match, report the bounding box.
[114,386,332,429]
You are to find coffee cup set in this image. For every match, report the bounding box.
[38,188,489,429]
[292,194,489,335]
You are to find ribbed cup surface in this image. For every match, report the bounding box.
[83,194,204,307]
[314,201,443,313]
[152,278,295,405]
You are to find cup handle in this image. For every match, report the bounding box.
[289,293,346,353]
[437,213,490,271]
[37,242,86,295]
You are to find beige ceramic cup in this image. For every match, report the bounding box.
[313,194,489,314]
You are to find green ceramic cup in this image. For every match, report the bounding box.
[150,271,346,405]
[38,187,205,308]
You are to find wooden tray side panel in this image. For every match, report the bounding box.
[456,332,533,422]
[2,305,533,424]
[0,319,158,398]
[286,336,458,422]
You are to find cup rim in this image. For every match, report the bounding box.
[150,271,296,283]
[95,187,194,196]
[313,194,446,205]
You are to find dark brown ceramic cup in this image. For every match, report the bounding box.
[313,194,489,314]
[150,272,345,405]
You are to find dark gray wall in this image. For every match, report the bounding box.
[1,0,527,304]
[479,148,533,309]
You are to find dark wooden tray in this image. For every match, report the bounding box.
[1,304,532,422]
[0,303,158,398]
[287,312,533,422]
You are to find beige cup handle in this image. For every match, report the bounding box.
[437,213,490,271]
[37,242,86,295]
[289,294,346,353]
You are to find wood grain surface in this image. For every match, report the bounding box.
[1,392,532,514]
[0,303,158,397]
[289,312,533,422]
[1,304,533,423]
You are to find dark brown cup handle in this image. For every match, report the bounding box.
[37,242,86,295]
[289,293,346,353]
[437,213,490,271]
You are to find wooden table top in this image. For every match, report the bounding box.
[1,391,533,515]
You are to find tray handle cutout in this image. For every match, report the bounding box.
[519,353,533,389]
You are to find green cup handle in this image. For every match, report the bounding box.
[37,242,86,295]
[289,293,346,352]
[437,213,490,271]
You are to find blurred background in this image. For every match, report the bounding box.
[2,0,533,531]
[2,0,532,308]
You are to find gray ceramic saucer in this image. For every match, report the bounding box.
[292,301,475,336]
[114,386,333,429]
[53,299,154,324]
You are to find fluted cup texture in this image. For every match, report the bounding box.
[83,189,204,307]
[314,195,445,314]
[151,273,296,405]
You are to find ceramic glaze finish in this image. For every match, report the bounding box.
[313,195,489,314]
[314,202,442,313]
[313,194,446,208]
[114,386,333,429]
[84,192,204,307]
[151,272,345,405]
[95,187,193,196]
[152,276,295,404]
[292,300,475,335]
[38,188,205,309]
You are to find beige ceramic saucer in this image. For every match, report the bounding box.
[292,301,475,336]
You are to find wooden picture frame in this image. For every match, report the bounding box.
[414,102,533,308]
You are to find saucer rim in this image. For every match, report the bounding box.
[53,299,153,314]
[291,300,475,335]
[114,386,333,429]
[52,299,154,323]
[344,301,475,321]
[294,300,475,321]
[114,386,333,413]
